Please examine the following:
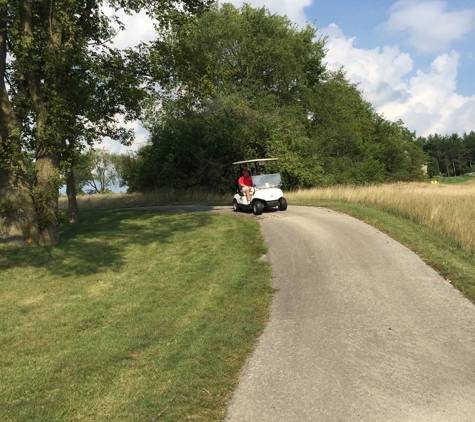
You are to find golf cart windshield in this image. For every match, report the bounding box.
[252,173,282,188]
[233,158,282,189]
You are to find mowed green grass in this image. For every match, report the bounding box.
[435,175,475,184]
[0,210,272,421]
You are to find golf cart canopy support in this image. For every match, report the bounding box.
[232,158,279,165]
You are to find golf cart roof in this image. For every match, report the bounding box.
[232,158,278,165]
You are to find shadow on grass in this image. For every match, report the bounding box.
[0,209,217,278]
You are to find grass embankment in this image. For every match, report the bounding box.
[0,210,272,421]
[436,175,474,184]
[287,181,475,303]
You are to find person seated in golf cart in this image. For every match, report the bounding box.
[238,167,253,203]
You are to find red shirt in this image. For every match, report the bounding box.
[238,175,252,187]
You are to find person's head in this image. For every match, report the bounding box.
[242,168,249,175]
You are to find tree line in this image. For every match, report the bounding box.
[419,132,475,177]
[119,4,427,194]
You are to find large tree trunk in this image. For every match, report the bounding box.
[66,169,79,223]
[34,129,61,245]
[23,1,61,245]
[0,4,40,246]
[34,155,60,245]
[0,170,39,246]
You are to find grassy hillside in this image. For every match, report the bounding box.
[0,210,272,421]
[436,175,475,184]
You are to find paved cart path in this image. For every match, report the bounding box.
[223,206,475,422]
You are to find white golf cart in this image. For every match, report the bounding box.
[232,158,288,215]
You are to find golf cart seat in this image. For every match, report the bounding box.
[236,170,245,196]
[236,184,245,196]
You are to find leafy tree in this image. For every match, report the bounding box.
[123,4,328,190]
[307,70,386,185]
[463,131,475,172]
[422,132,475,176]
[73,149,121,195]
[121,4,426,191]
[374,117,426,181]
[0,0,213,246]
[427,157,441,178]
[423,134,447,174]
[444,134,467,176]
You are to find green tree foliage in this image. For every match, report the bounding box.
[427,157,441,178]
[122,4,426,192]
[72,149,121,194]
[0,0,213,246]
[421,131,475,176]
[466,131,475,171]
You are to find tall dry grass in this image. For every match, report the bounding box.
[59,182,475,254]
[288,181,475,255]
[58,188,228,211]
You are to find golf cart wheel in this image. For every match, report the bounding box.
[278,197,288,211]
[233,199,240,212]
[252,200,264,215]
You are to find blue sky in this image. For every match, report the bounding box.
[104,0,475,153]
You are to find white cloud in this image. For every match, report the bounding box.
[93,8,156,153]
[221,0,313,26]
[107,0,315,48]
[99,119,149,155]
[383,0,475,52]
[379,52,475,136]
[323,24,413,108]
[104,7,157,49]
[106,1,315,48]
[323,24,475,136]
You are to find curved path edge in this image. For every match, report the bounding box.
[223,206,475,421]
